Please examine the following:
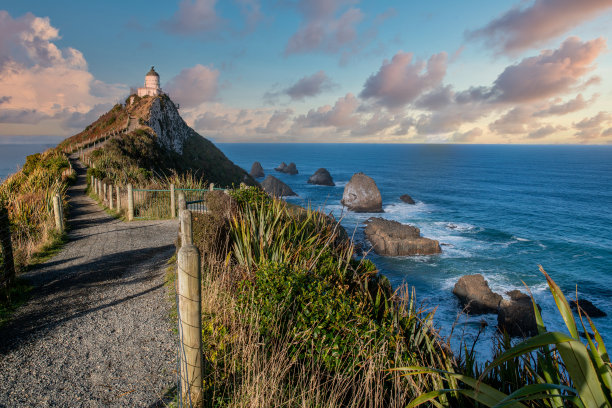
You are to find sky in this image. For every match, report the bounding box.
[1,0,611,144]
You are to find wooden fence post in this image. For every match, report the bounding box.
[116,186,121,210]
[178,191,186,211]
[98,180,103,199]
[0,203,15,290]
[209,183,214,192]
[170,183,176,219]
[108,185,114,210]
[177,209,203,406]
[103,183,107,203]
[53,194,63,233]
[127,183,134,221]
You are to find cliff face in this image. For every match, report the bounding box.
[147,96,190,154]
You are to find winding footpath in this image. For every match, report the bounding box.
[0,159,178,407]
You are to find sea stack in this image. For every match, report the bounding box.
[341,172,383,212]
[261,175,297,197]
[250,161,265,178]
[307,168,335,186]
[364,218,441,256]
[452,274,502,314]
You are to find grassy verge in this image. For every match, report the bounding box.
[0,278,32,327]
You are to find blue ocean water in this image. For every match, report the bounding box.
[0,144,55,181]
[219,143,612,360]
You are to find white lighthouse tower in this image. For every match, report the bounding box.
[137,66,161,97]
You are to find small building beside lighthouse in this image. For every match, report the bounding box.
[137,66,161,97]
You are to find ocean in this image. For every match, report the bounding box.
[219,143,612,360]
[0,143,56,181]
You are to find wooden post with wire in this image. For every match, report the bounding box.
[177,208,203,407]
[170,183,176,219]
[127,183,134,221]
[108,185,114,210]
[0,202,15,291]
[209,183,214,192]
[53,194,63,233]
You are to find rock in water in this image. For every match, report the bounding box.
[364,218,441,256]
[400,194,415,204]
[453,274,502,314]
[261,175,297,197]
[250,161,265,178]
[498,290,539,337]
[275,162,287,172]
[285,162,298,175]
[307,168,335,186]
[570,299,607,317]
[341,172,383,212]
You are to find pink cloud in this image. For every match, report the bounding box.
[527,124,564,139]
[467,0,612,54]
[534,94,591,116]
[165,64,219,109]
[256,109,293,133]
[292,93,360,129]
[159,0,223,36]
[284,0,364,55]
[450,127,483,143]
[491,37,606,103]
[360,51,447,109]
[285,71,336,101]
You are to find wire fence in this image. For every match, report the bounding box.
[132,187,225,220]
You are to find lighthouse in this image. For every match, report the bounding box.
[137,66,161,97]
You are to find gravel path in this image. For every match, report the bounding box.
[0,159,178,407]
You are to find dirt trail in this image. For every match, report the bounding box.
[0,159,178,407]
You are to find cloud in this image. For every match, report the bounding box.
[489,107,535,135]
[490,37,605,103]
[236,0,264,33]
[534,94,590,116]
[159,0,223,35]
[165,64,219,109]
[0,11,128,136]
[573,111,612,141]
[467,0,612,54]
[284,0,364,55]
[292,93,360,130]
[527,124,563,139]
[450,127,483,143]
[265,70,337,103]
[256,109,293,133]
[360,51,447,109]
[193,111,232,130]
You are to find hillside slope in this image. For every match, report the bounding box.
[60,94,254,187]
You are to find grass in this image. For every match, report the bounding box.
[26,229,68,269]
[0,278,32,327]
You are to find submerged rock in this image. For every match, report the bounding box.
[261,175,296,197]
[307,168,335,186]
[399,194,415,204]
[249,161,265,178]
[364,217,441,256]
[341,172,383,212]
[452,274,502,314]
[570,299,607,318]
[498,290,540,337]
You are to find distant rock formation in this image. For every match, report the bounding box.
[498,290,539,337]
[261,175,296,197]
[250,161,264,178]
[275,162,287,172]
[307,168,335,186]
[400,194,415,204]
[453,274,502,314]
[341,172,383,212]
[570,299,607,317]
[364,218,441,256]
[284,162,298,175]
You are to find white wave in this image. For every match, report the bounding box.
[514,236,530,242]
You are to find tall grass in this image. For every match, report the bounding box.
[188,188,459,406]
[0,149,70,271]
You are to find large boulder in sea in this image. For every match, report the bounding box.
[364,218,441,256]
[275,162,287,172]
[400,194,415,204]
[261,175,296,197]
[249,161,264,178]
[498,290,539,337]
[452,274,502,314]
[341,172,383,212]
[307,168,335,186]
[570,299,607,318]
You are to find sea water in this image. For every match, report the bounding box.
[219,143,612,361]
